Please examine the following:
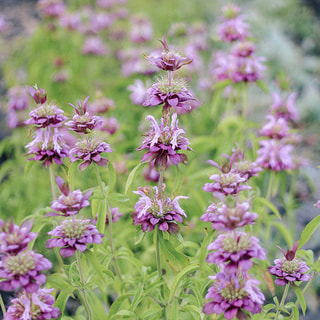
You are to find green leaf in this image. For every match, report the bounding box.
[167,298,179,319]
[46,274,75,296]
[125,162,147,195]
[212,79,232,91]
[272,221,293,248]
[298,215,320,249]
[293,286,306,315]
[129,282,144,312]
[54,291,70,317]
[24,160,35,178]
[86,250,105,280]
[256,80,269,93]
[68,161,79,190]
[254,197,281,219]
[158,235,190,272]
[114,310,136,317]
[108,294,132,319]
[173,165,183,194]
[140,308,162,318]
[106,161,116,195]
[107,193,130,202]
[168,263,200,302]
[96,199,107,233]
[199,229,215,266]
[87,290,108,320]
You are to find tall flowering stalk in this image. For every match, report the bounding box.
[130,35,196,317]
[202,148,266,319]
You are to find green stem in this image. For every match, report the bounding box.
[274,283,290,320]
[266,171,275,202]
[76,250,93,320]
[241,82,247,118]
[49,166,56,199]
[158,171,165,199]
[0,293,6,317]
[94,164,122,281]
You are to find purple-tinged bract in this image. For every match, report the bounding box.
[69,137,112,171]
[4,288,61,320]
[256,139,294,171]
[145,35,192,71]
[270,92,299,122]
[259,115,290,139]
[138,113,191,171]
[268,242,311,285]
[206,231,266,273]
[203,272,265,319]
[46,219,104,257]
[132,185,188,234]
[0,220,37,255]
[66,96,101,134]
[25,103,67,128]
[27,84,47,105]
[143,77,195,113]
[0,251,52,293]
[49,176,92,216]
[201,200,258,231]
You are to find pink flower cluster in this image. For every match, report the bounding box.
[202,147,266,319]
[0,220,60,319]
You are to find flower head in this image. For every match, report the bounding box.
[69,137,112,171]
[48,176,92,217]
[37,0,66,18]
[138,113,191,171]
[129,16,153,43]
[0,220,37,255]
[203,272,265,319]
[256,139,294,171]
[25,103,67,128]
[217,16,250,43]
[268,242,311,285]
[82,36,108,56]
[145,35,192,71]
[46,219,104,257]
[260,115,290,139]
[132,185,188,233]
[27,84,47,105]
[66,96,102,134]
[206,231,266,273]
[0,251,52,293]
[143,77,195,113]
[270,92,299,122]
[25,129,69,167]
[201,199,258,231]
[127,79,148,105]
[4,288,61,320]
[8,86,30,112]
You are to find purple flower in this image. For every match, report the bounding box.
[69,137,112,171]
[129,16,153,43]
[94,207,124,225]
[46,219,104,257]
[87,96,115,114]
[231,41,256,57]
[143,78,196,113]
[270,92,299,122]
[66,96,102,134]
[256,139,294,171]
[82,36,108,56]
[25,103,67,128]
[25,128,68,167]
[4,288,61,320]
[127,79,148,105]
[0,251,52,293]
[27,84,47,105]
[0,15,7,34]
[206,231,266,273]
[201,199,258,231]
[97,117,119,135]
[203,272,265,319]
[37,0,66,18]
[138,113,192,171]
[8,86,30,112]
[268,242,311,286]
[143,162,160,182]
[145,35,192,71]
[0,220,37,255]
[48,176,92,217]
[59,12,81,31]
[203,160,251,197]
[132,185,188,233]
[260,115,290,139]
